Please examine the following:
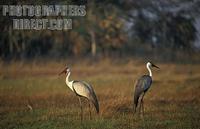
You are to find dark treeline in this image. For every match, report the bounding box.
[0,0,200,61]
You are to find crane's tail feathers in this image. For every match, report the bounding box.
[92,99,99,114]
[92,100,99,114]
[134,95,139,110]
[90,94,99,114]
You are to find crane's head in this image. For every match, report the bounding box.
[147,62,160,69]
[58,66,70,76]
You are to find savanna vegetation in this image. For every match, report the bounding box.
[0,59,200,129]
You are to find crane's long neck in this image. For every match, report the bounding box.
[65,72,73,91]
[147,64,152,77]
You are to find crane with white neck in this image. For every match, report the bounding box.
[59,66,99,121]
[133,62,159,115]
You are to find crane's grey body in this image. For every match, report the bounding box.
[59,66,99,121]
[133,75,152,108]
[133,62,159,115]
[72,80,99,113]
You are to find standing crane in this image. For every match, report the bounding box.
[133,62,159,115]
[59,66,99,121]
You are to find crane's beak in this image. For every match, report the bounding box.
[152,64,160,69]
[58,69,66,76]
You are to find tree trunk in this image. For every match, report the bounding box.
[8,26,13,55]
[89,30,96,57]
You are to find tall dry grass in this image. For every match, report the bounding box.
[0,58,200,128]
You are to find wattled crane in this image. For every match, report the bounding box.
[59,66,99,120]
[133,62,159,115]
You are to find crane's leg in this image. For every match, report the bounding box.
[133,104,137,116]
[138,93,145,116]
[78,97,83,121]
[140,92,146,116]
[139,98,142,115]
[133,105,136,114]
[88,101,91,120]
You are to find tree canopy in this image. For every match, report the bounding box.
[0,0,199,60]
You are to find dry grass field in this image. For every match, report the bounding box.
[0,59,200,129]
